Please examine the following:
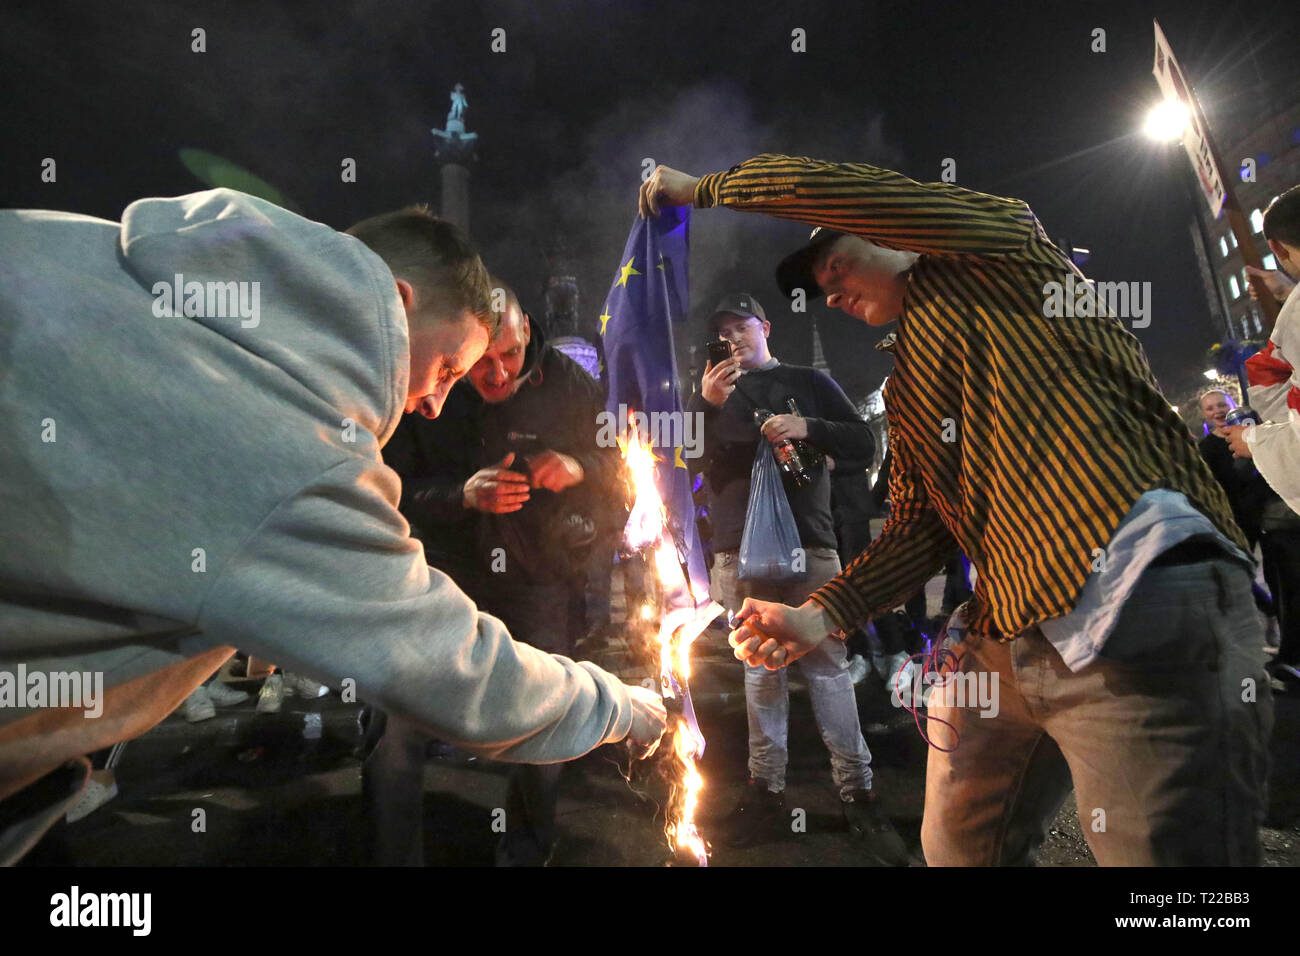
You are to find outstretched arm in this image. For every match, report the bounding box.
[641,155,1035,257]
[197,456,664,761]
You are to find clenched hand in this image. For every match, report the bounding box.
[760,413,808,443]
[638,165,701,218]
[1245,265,1296,304]
[624,684,668,758]
[729,598,838,670]
[526,450,584,492]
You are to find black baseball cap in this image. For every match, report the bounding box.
[775,226,849,299]
[708,293,767,331]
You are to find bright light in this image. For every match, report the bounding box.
[1171,405,1180,413]
[619,423,720,866]
[1144,100,1188,142]
[1203,368,1220,381]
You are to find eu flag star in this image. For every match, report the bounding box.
[673,446,686,469]
[616,256,641,287]
[599,306,613,336]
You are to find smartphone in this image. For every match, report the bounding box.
[706,340,732,366]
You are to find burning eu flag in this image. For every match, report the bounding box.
[599,207,709,600]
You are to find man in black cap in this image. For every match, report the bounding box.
[640,156,1268,866]
[687,293,908,864]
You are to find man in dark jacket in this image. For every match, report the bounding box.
[387,290,617,624]
[371,283,623,865]
[688,293,908,865]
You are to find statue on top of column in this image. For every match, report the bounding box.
[432,82,478,164]
[448,83,467,123]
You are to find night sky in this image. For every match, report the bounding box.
[4,0,1297,403]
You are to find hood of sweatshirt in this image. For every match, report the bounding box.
[118,189,409,446]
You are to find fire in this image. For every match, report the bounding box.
[619,418,721,867]
[668,717,706,864]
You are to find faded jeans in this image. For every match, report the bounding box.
[922,557,1273,866]
[711,547,873,796]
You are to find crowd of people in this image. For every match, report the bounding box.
[3,152,1299,867]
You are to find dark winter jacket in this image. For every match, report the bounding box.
[830,452,877,527]
[687,361,874,553]
[383,321,619,586]
[1198,431,1277,544]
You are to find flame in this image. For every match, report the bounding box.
[667,716,707,865]
[620,427,667,553]
[619,417,719,867]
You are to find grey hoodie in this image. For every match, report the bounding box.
[0,190,633,810]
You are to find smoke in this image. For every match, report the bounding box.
[475,80,770,330]
[473,79,905,400]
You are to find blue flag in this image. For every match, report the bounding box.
[599,207,709,601]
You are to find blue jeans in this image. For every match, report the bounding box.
[711,547,873,796]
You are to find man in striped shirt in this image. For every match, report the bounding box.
[640,155,1272,866]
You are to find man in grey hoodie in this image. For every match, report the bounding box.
[0,190,665,863]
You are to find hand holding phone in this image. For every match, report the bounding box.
[701,341,741,408]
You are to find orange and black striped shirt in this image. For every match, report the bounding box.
[695,154,1247,641]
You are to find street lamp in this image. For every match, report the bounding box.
[1144,98,1247,397]
[1143,99,1188,143]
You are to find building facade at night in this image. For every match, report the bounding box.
[1193,97,1300,341]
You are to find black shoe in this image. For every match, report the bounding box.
[716,778,787,849]
[841,789,911,866]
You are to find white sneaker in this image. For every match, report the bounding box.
[256,674,285,714]
[890,658,923,708]
[286,673,329,699]
[883,652,911,694]
[184,685,217,723]
[205,680,249,707]
[846,654,870,685]
[66,779,119,823]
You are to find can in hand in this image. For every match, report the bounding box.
[1223,407,1261,428]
